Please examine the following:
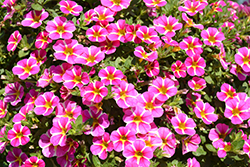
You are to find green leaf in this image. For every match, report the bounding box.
[31,3,43,11]
[232,139,244,150]
[205,144,216,152]
[192,146,207,156]
[92,155,101,167]
[18,50,29,58]
[204,75,214,84]
[75,115,83,126]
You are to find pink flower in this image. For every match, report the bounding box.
[12,58,40,80]
[157,127,176,157]
[34,92,60,116]
[60,86,73,100]
[143,0,167,7]
[224,99,250,124]
[0,126,7,153]
[136,26,160,44]
[137,91,164,118]
[153,15,182,37]
[82,109,110,137]
[217,142,231,158]
[141,133,162,152]
[235,47,250,72]
[134,46,158,62]
[0,100,7,118]
[56,100,82,122]
[194,101,218,124]
[7,30,22,51]
[217,83,237,102]
[8,124,30,147]
[123,140,153,167]
[86,25,108,42]
[100,38,120,54]
[182,13,204,30]
[57,153,74,167]
[4,82,24,106]
[98,66,124,86]
[110,127,136,152]
[51,63,72,83]
[112,81,138,108]
[171,60,187,78]
[187,157,200,167]
[210,1,226,12]
[36,67,54,88]
[125,24,142,44]
[243,139,250,158]
[90,132,113,160]
[84,9,96,25]
[50,117,72,146]
[59,0,83,16]
[62,65,90,89]
[23,89,40,109]
[21,9,48,28]
[179,36,203,57]
[13,105,32,123]
[208,123,232,149]
[46,16,76,40]
[188,77,206,91]
[186,92,201,109]
[30,49,47,66]
[35,30,52,49]
[93,5,115,22]
[101,0,132,12]
[184,55,206,76]
[123,106,153,134]
[230,64,249,81]
[83,81,108,103]
[24,156,45,167]
[182,134,201,155]
[201,27,225,47]
[178,1,206,16]
[171,113,196,135]
[75,46,105,66]
[145,60,160,77]
[6,148,28,167]
[148,77,177,102]
[107,19,127,43]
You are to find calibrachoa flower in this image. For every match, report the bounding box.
[35,30,52,49]
[7,30,22,51]
[134,46,158,62]
[187,157,200,167]
[243,139,250,158]
[46,16,76,40]
[230,64,249,81]
[24,156,45,167]
[234,47,250,72]
[93,5,115,22]
[182,134,201,155]
[217,142,232,158]
[184,55,206,76]
[30,49,47,66]
[6,148,28,167]
[53,39,84,64]
[98,66,124,86]
[217,83,237,102]
[34,92,60,116]
[4,82,24,106]
[56,153,74,167]
[224,99,250,124]
[145,60,160,77]
[208,123,233,149]
[125,24,142,44]
[90,132,113,160]
[194,101,218,124]
[86,25,108,42]
[157,127,176,157]
[36,67,54,88]
[21,9,49,28]
[100,38,120,54]
[171,113,196,135]
[123,139,153,167]
[201,27,225,47]
[0,126,7,153]
[12,58,40,80]
[107,19,127,43]
[52,63,73,83]
[0,99,7,118]
[50,117,72,146]
[143,0,167,7]
[82,109,110,137]
[210,1,226,12]
[110,126,136,152]
[123,106,153,134]
[83,81,108,103]
[101,0,132,12]
[137,91,164,118]
[171,60,187,78]
[182,13,204,30]
[84,9,96,25]
[178,0,206,16]
[8,124,30,147]
[13,105,32,123]
[75,46,105,66]
[148,77,177,102]
[188,77,206,91]
[62,65,90,89]
[59,0,83,16]
[56,100,82,122]
[153,15,182,37]
[136,26,160,44]
[112,81,138,108]
[179,36,203,57]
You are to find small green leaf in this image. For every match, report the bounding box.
[205,144,216,152]
[232,139,244,150]
[75,115,83,126]
[31,3,43,11]
[192,146,207,156]
[92,155,101,167]
[18,50,29,58]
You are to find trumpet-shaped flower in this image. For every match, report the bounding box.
[171,60,187,78]
[6,148,28,167]
[90,132,113,160]
[21,9,48,28]
[84,9,96,25]
[123,139,153,167]
[93,5,115,22]
[101,0,132,12]
[210,1,226,13]
[145,60,160,77]
[171,113,196,135]
[184,55,206,76]
[8,124,30,147]
[188,77,206,91]
[187,157,200,167]
[182,13,204,30]
[83,81,108,103]
[125,24,142,44]
[201,27,225,47]
[13,105,32,123]
[134,46,158,62]
[157,127,176,157]
[56,100,82,122]
[34,92,60,116]
[7,30,22,51]
[0,100,7,118]
[216,83,237,102]
[230,64,249,81]
[98,66,124,86]
[52,63,73,83]
[179,36,203,57]
[178,1,206,16]
[24,156,45,167]
[35,30,52,49]
[136,26,160,44]
[30,49,47,66]
[12,58,40,80]
[46,16,76,40]
[36,67,54,88]
[243,139,250,158]
[100,38,120,54]
[143,0,167,7]
[107,19,127,43]
[56,153,74,167]
[86,25,108,42]
[59,0,83,16]
[4,82,24,106]
[0,126,7,153]
[217,142,231,158]
[182,134,201,155]
[235,47,250,72]
[194,101,218,124]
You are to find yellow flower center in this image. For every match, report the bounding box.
[224,144,232,152]
[102,141,109,149]
[143,33,150,40]
[145,140,152,147]
[188,43,195,50]
[16,132,23,138]
[189,6,197,13]
[165,24,173,32]
[119,91,127,99]
[145,102,154,110]
[107,74,115,80]
[64,47,73,55]
[120,135,127,141]
[208,36,216,43]
[111,0,121,5]
[159,86,168,94]
[135,151,143,157]
[57,26,65,33]
[93,31,100,37]
[179,122,186,129]
[194,84,202,90]
[66,6,73,12]
[45,101,52,108]
[87,55,95,63]
[24,65,31,73]
[66,111,73,119]
[133,116,142,122]
[192,61,198,67]
[74,75,82,83]
[33,15,41,23]
[243,56,250,64]
[232,108,240,116]
[93,88,100,94]
[141,52,148,59]
[118,29,126,36]
[98,14,106,21]
[200,110,206,118]
[227,91,234,98]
